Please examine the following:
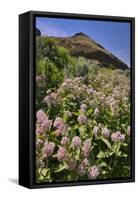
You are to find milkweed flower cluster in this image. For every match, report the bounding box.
[88,165,100,179]
[94,107,99,118]
[44,92,58,105]
[53,117,67,136]
[102,127,110,138]
[87,88,94,95]
[93,126,99,137]
[72,136,81,148]
[36,110,52,135]
[80,104,87,112]
[78,115,87,124]
[36,75,45,86]
[61,136,68,145]
[57,147,67,161]
[43,142,55,158]
[77,158,89,176]
[36,139,43,148]
[77,164,86,176]
[111,131,125,142]
[66,111,72,117]
[82,139,91,158]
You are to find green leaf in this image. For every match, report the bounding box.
[122,143,128,147]
[99,162,107,167]
[75,148,80,160]
[97,151,106,158]
[73,125,79,130]
[87,108,93,115]
[38,175,44,181]
[101,170,108,175]
[41,168,50,177]
[102,137,111,149]
[121,153,128,157]
[72,112,79,116]
[63,112,67,122]
[51,137,61,145]
[55,163,68,172]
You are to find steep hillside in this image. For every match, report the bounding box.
[55,32,129,70]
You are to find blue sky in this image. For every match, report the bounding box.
[36,17,131,67]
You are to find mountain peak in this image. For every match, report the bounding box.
[56,33,129,70]
[72,32,89,38]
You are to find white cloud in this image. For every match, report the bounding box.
[36,18,68,37]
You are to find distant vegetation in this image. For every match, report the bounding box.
[35,34,131,183]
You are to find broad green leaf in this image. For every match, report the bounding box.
[122,143,128,147]
[101,170,108,175]
[87,108,93,115]
[102,137,111,149]
[63,112,67,122]
[41,168,50,176]
[99,162,107,167]
[51,137,61,145]
[38,175,44,181]
[97,151,106,158]
[55,163,68,172]
[75,148,80,160]
[121,153,128,157]
[72,112,79,116]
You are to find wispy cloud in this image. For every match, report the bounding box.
[36,18,68,37]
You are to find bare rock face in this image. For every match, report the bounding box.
[56,32,129,70]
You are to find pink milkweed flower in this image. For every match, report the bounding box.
[36,110,52,132]
[72,136,81,148]
[36,139,43,148]
[93,126,99,137]
[61,136,68,145]
[77,164,86,176]
[54,117,67,136]
[53,117,64,129]
[36,127,44,135]
[36,75,42,81]
[43,142,55,157]
[77,158,89,176]
[56,125,68,136]
[82,158,89,167]
[80,104,87,112]
[36,110,46,123]
[87,88,94,95]
[41,118,52,130]
[43,92,57,105]
[57,147,67,161]
[88,165,100,179]
[66,111,72,117]
[36,75,45,84]
[94,107,99,118]
[111,131,125,142]
[77,115,87,124]
[102,127,110,138]
[82,139,91,158]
